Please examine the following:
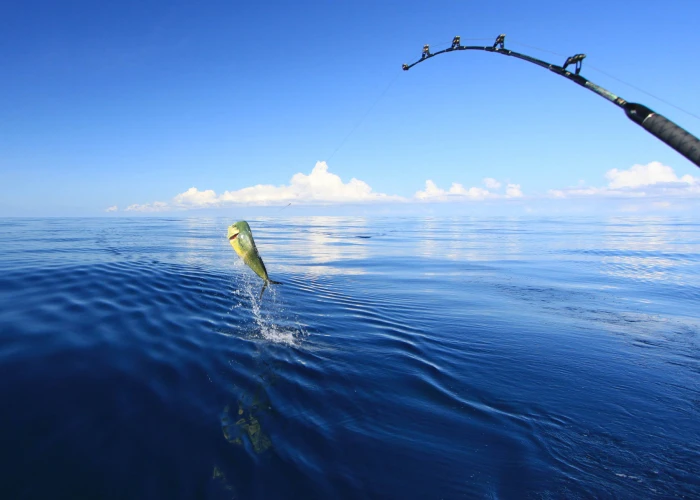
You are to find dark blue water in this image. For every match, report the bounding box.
[1,217,698,499]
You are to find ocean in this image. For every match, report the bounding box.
[0,216,698,499]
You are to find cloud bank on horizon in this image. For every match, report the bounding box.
[125,162,398,212]
[413,179,522,201]
[549,161,699,199]
[120,160,698,212]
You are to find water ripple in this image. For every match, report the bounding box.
[0,217,699,498]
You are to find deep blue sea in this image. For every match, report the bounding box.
[1,217,699,499]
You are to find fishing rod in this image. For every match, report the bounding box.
[402,35,700,169]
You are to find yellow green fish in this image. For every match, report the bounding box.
[227,221,282,299]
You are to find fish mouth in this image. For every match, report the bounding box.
[228,233,238,241]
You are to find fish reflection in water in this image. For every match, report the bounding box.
[220,399,273,454]
[223,360,277,453]
[213,361,278,492]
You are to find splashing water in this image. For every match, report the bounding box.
[232,260,306,347]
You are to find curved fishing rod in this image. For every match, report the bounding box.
[402,35,700,168]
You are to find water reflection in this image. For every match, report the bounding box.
[599,217,699,284]
[220,364,275,454]
[261,216,371,276]
[413,218,526,262]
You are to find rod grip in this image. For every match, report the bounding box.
[624,103,700,168]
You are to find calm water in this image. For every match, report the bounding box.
[0,217,698,499]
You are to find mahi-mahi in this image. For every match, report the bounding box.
[227,221,282,299]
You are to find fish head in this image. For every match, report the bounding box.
[227,221,252,242]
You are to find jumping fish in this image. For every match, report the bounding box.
[227,221,282,299]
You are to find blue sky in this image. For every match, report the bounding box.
[2,0,699,216]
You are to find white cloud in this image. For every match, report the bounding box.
[126,161,527,211]
[414,177,523,201]
[125,201,169,212]
[104,205,118,212]
[414,180,442,200]
[606,161,696,189]
[213,161,398,205]
[123,160,698,214]
[483,178,502,189]
[173,187,218,206]
[128,162,402,211]
[549,162,699,199]
[415,179,513,201]
[505,183,523,198]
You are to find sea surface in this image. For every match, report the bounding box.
[0,216,698,499]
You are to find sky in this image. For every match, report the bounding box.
[2,0,699,216]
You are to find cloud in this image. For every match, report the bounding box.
[128,162,402,211]
[483,178,502,189]
[549,162,699,199]
[213,161,399,205]
[128,161,525,211]
[173,187,218,206]
[505,183,523,198]
[122,160,696,215]
[415,180,492,200]
[104,205,118,212]
[606,161,696,189]
[415,177,523,201]
[125,201,169,212]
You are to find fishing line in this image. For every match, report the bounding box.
[510,40,700,122]
[583,65,700,122]
[327,70,402,162]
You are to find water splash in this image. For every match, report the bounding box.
[233,262,306,347]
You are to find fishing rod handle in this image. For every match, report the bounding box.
[624,103,700,168]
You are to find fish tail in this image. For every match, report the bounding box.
[259,281,268,300]
[269,280,283,285]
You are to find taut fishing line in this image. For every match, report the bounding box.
[509,40,700,122]
[327,70,402,162]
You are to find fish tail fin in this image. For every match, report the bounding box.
[269,280,283,285]
[259,281,268,300]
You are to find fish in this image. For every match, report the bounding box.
[227,221,282,299]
